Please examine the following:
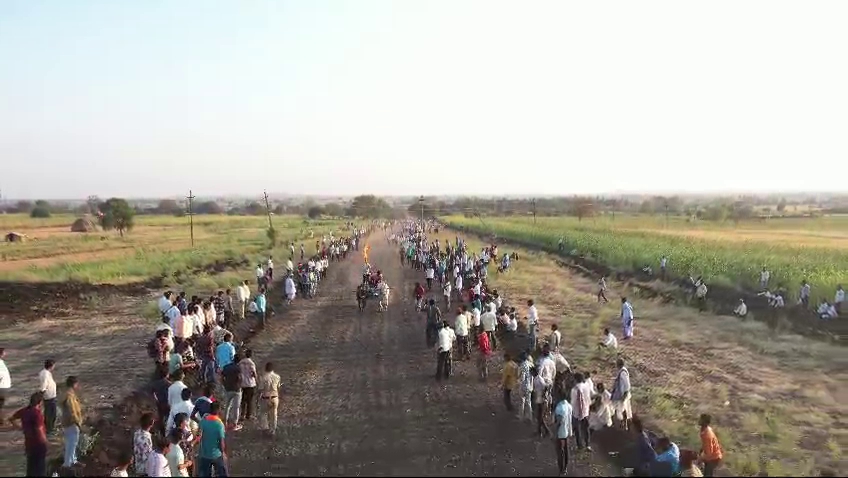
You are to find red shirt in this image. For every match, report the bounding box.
[414,285,425,299]
[477,331,492,356]
[12,406,47,452]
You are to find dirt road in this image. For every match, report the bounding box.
[226,237,618,476]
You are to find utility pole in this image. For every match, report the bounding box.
[263,190,274,230]
[531,198,537,225]
[418,195,425,225]
[186,190,196,247]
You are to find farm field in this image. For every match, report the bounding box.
[0,214,340,287]
[432,228,847,476]
[444,215,848,302]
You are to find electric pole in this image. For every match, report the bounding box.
[186,190,196,247]
[418,196,425,225]
[531,198,537,225]
[263,190,274,230]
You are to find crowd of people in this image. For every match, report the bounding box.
[394,219,724,477]
[1,225,372,477]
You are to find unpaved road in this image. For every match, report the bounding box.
[226,237,617,476]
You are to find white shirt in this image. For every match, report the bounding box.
[800,284,811,299]
[538,355,556,386]
[603,333,618,349]
[455,276,463,290]
[168,381,188,408]
[286,259,294,271]
[158,296,172,314]
[760,270,770,282]
[437,327,456,352]
[166,306,181,330]
[836,289,845,304]
[621,302,634,320]
[236,284,250,301]
[0,359,10,389]
[443,283,452,295]
[533,375,549,404]
[528,305,539,326]
[166,399,194,433]
[660,257,667,268]
[455,314,469,337]
[826,305,838,318]
[267,259,274,269]
[146,452,171,478]
[472,282,481,296]
[255,266,264,278]
[506,316,518,332]
[425,268,435,279]
[734,302,748,316]
[570,382,592,420]
[38,369,57,400]
[285,277,296,295]
[481,311,497,332]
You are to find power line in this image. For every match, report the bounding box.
[186,190,196,247]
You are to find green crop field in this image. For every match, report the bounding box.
[443,215,848,301]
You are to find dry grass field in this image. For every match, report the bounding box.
[433,229,847,476]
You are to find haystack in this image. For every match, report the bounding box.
[70,217,98,233]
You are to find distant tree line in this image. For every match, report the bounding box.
[5,193,848,224]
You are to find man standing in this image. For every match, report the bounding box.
[254,289,267,328]
[0,348,10,425]
[10,392,48,477]
[255,263,265,288]
[501,353,518,412]
[611,358,632,431]
[425,300,442,348]
[266,256,274,282]
[454,307,469,360]
[238,350,257,426]
[221,356,242,432]
[236,281,250,322]
[61,376,84,468]
[197,402,228,477]
[527,300,539,351]
[620,298,634,340]
[759,267,770,290]
[257,362,282,436]
[38,360,57,434]
[436,321,455,381]
[553,394,573,476]
[548,324,562,353]
[480,305,498,351]
[570,372,592,451]
[660,256,668,280]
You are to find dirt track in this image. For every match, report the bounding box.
[224,237,618,476]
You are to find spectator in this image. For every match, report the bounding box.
[9,392,48,477]
[61,376,84,468]
[198,401,228,477]
[110,450,133,477]
[699,414,723,477]
[133,413,155,476]
[38,359,58,434]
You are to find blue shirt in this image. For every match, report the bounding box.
[656,442,680,475]
[553,400,573,439]
[255,294,267,313]
[198,415,226,459]
[215,342,236,369]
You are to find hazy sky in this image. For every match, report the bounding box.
[1,1,846,200]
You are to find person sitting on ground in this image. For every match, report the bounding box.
[733,299,748,317]
[589,383,613,431]
[818,300,838,320]
[598,328,618,350]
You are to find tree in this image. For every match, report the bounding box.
[244,202,265,216]
[407,200,439,219]
[86,195,100,215]
[307,206,325,219]
[195,201,224,215]
[348,195,392,218]
[777,198,787,213]
[573,198,596,222]
[323,202,345,217]
[98,198,135,237]
[14,200,33,214]
[30,205,51,218]
[156,199,183,215]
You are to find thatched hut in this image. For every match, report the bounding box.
[70,217,98,233]
[4,232,26,242]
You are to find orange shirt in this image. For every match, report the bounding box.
[700,426,723,461]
